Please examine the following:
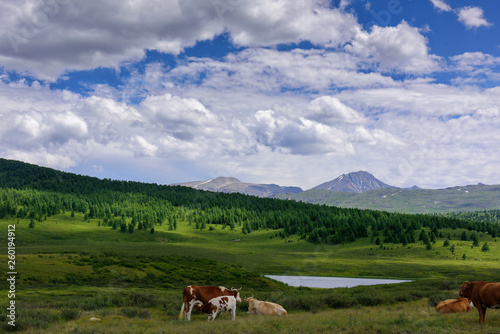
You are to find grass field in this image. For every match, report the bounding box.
[1,213,500,333]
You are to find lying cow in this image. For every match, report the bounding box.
[244,296,287,316]
[193,295,240,321]
[459,281,500,323]
[435,298,471,314]
[179,285,241,321]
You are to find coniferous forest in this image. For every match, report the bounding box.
[1,158,499,246]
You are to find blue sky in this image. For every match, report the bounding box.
[0,0,499,189]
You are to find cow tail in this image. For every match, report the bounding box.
[179,303,185,319]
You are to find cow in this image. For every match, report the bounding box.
[179,285,241,321]
[459,281,500,323]
[244,296,287,316]
[193,295,240,321]
[435,298,471,314]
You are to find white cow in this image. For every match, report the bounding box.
[194,295,240,321]
[244,296,287,316]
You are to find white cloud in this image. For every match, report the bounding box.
[429,2,492,30]
[429,0,452,12]
[307,96,368,125]
[1,74,500,189]
[130,136,158,157]
[450,52,500,84]
[223,0,360,47]
[345,21,441,74]
[0,0,363,81]
[140,94,218,141]
[451,52,500,70]
[457,6,492,29]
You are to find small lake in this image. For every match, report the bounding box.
[265,275,412,289]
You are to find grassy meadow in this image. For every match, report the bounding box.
[1,212,500,333]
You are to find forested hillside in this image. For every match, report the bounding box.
[441,210,500,224]
[1,158,499,246]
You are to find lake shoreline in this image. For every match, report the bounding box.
[265,275,412,289]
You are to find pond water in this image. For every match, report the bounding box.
[265,275,412,289]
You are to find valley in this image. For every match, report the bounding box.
[1,158,500,333]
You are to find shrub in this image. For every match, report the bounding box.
[324,292,357,309]
[13,308,59,331]
[80,293,112,311]
[61,308,80,321]
[120,307,150,319]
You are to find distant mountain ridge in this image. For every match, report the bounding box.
[1,158,498,214]
[173,176,303,198]
[277,185,500,214]
[313,171,393,193]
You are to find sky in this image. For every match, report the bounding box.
[0,0,499,190]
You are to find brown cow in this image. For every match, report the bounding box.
[459,281,500,323]
[179,285,241,321]
[435,298,471,314]
[244,296,287,316]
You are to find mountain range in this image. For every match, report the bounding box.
[176,171,500,214]
[175,171,395,197]
[173,176,303,197]
[0,158,497,214]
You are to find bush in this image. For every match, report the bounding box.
[120,307,150,319]
[61,308,80,321]
[14,308,59,331]
[80,293,112,311]
[324,292,357,309]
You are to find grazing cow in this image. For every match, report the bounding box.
[459,281,500,323]
[244,296,287,316]
[435,298,471,314]
[179,285,241,321]
[194,295,240,321]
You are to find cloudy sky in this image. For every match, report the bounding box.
[0,0,499,190]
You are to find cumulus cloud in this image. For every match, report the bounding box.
[307,96,368,125]
[249,96,404,156]
[0,0,439,82]
[140,94,219,141]
[0,79,231,168]
[429,1,492,29]
[0,0,362,80]
[457,6,492,29]
[345,21,440,74]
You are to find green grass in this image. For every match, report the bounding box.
[4,299,500,333]
[1,214,500,333]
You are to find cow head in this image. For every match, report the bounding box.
[459,281,472,298]
[230,287,242,302]
[244,296,255,303]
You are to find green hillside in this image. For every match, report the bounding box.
[278,185,500,214]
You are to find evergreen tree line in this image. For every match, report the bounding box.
[1,158,499,245]
[441,210,500,225]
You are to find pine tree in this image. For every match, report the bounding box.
[481,242,490,252]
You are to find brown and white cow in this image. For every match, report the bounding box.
[179,285,241,321]
[244,296,287,316]
[435,298,471,314]
[193,295,240,321]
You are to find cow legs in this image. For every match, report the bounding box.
[209,310,219,321]
[230,309,235,320]
[478,305,487,323]
[179,303,185,320]
[186,302,196,321]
